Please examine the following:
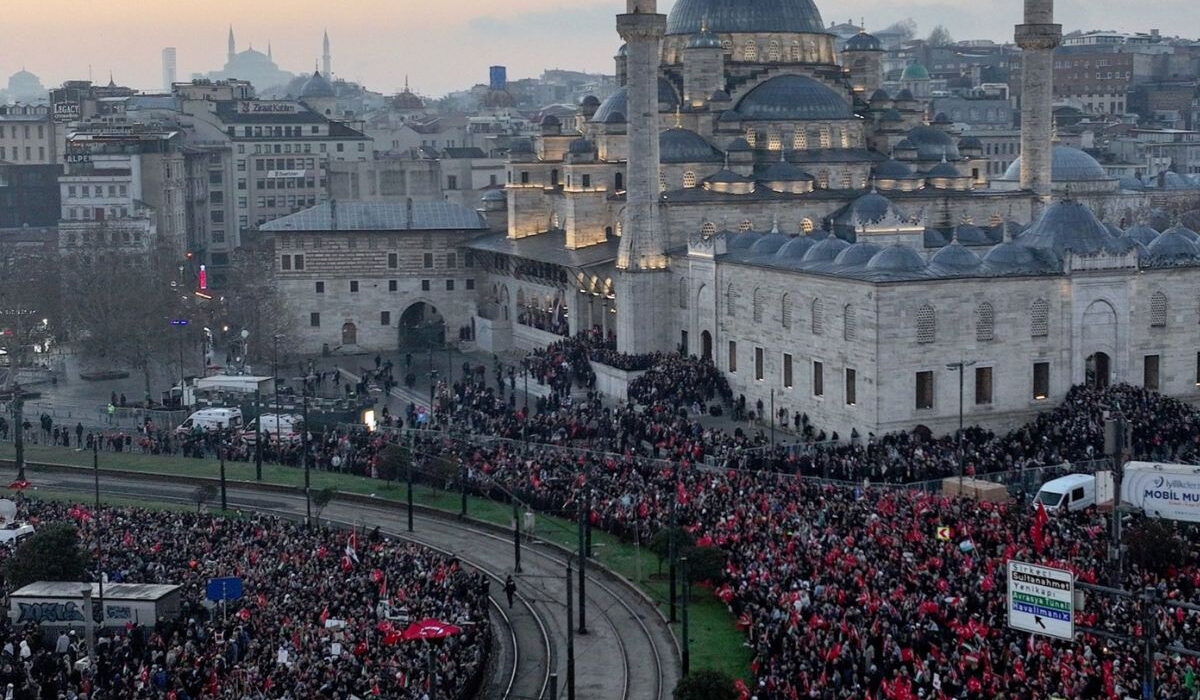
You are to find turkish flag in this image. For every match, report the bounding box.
[400,618,462,640]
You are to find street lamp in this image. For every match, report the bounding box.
[945,360,977,487]
[272,334,283,447]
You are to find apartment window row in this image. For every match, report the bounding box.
[729,342,855,405]
[66,184,128,198]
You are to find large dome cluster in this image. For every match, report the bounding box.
[665,0,826,35]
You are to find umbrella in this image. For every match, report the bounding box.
[401,618,461,641]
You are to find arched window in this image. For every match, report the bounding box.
[726,283,737,316]
[745,128,757,148]
[683,171,697,188]
[752,288,764,323]
[817,170,829,189]
[819,125,832,148]
[767,129,782,150]
[743,42,758,61]
[659,171,667,192]
[614,172,623,191]
[843,304,857,341]
[1151,291,1168,327]
[916,304,936,344]
[793,130,808,149]
[721,40,733,54]
[679,277,688,309]
[841,172,853,189]
[801,217,814,233]
[768,40,781,62]
[811,298,824,335]
[1031,298,1049,337]
[781,293,793,329]
[701,221,716,236]
[975,302,995,341]
[739,219,752,231]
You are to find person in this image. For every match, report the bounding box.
[75,422,84,447]
[523,508,535,542]
[503,575,516,608]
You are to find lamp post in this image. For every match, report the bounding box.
[272,334,282,447]
[217,423,227,511]
[81,584,96,671]
[945,360,976,488]
[302,374,311,525]
[12,382,24,483]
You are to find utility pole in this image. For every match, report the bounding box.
[272,334,282,447]
[945,360,975,488]
[577,501,587,635]
[218,424,228,511]
[1142,586,1157,700]
[1105,409,1128,583]
[12,383,24,483]
[302,379,311,525]
[769,387,775,447]
[681,555,690,676]
[566,557,576,700]
[668,459,678,623]
[92,439,100,509]
[254,389,262,480]
[406,431,414,532]
[512,498,522,573]
[459,458,468,517]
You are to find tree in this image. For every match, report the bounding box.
[0,236,62,384]
[1124,518,1184,575]
[673,669,738,700]
[4,522,86,589]
[649,527,695,575]
[681,545,726,586]
[311,486,337,526]
[376,444,411,483]
[927,25,954,46]
[215,244,295,367]
[194,484,218,513]
[880,18,918,42]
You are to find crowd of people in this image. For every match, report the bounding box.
[0,500,490,699]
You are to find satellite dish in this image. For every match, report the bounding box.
[0,499,17,522]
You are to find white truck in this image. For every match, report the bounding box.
[1120,462,1200,523]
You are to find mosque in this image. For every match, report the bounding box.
[198,28,298,95]
[459,0,1200,436]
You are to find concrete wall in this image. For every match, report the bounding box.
[590,360,646,400]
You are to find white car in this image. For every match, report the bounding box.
[0,522,35,544]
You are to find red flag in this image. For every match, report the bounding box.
[1031,502,1048,554]
[7,480,30,490]
[319,606,329,625]
[676,481,688,506]
[237,608,251,621]
[122,530,134,547]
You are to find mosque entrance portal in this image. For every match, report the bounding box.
[1085,352,1110,389]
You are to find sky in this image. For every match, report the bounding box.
[2,0,1197,98]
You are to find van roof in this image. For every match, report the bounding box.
[1040,474,1093,490]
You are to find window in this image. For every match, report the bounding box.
[845,368,856,406]
[350,281,359,293]
[446,279,455,291]
[423,253,433,268]
[813,361,824,397]
[387,253,398,269]
[1144,355,1160,391]
[1195,352,1200,385]
[315,281,324,293]
[1031,298,1049,337]
[446,253,456,268]
[701,221,716,236]
[752,288,764,323]
[447,175,458,190]
[678,277,688,309]
[728,341,737,372]
[381,311,391,326]
[466,279,475,290]
[421,279,430,291]
[726,283,736,317]
[781,294,792,329]
[1151,291,1168,327]
[683,171,696,188]
[389,280,398,292]
[915,371,934,410]
[1033,362,1050,400]
[281,255,291,271]
[582,174,591,188]
[975,302,994,342]
[843,305,856,341]
[916,304,936,344]
[975,367,993,405]
[783,353,793,388]
[310,312,321,327]
[754,347,764,381]
[293,255,304,270]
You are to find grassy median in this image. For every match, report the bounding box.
[0,442,751,680]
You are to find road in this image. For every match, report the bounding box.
[30,467,680,700]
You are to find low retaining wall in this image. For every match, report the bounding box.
[588,361,646,400]
[473,316,512,354]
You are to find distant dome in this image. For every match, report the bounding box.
[759,159,813,182]
[901,62,930,80]
[930,241,982,270]
[983,240,1041,271]
[666,0,826,36]
[774,236,815,259]
[867,244,925,272]
[927,161,961,178]
[837,191,903,226]
[833,241,882,267]
[480,189,506,202]
[660,128,723,163]
[905,125,960,160]
[509,138,534,154]
[953,224,991,245]
[591,80,679,123]
[687,28,723,49]
[392,90,424,110]
[802,234,850,262]
[1145,226,1200,264]
[881,108,905,123]
[725,137,753,151]
[958,136,982,149]
[1001,146,1107,182]
[580,95,601,108]
[1162,223,1200,243]
[1124,223,1159,246]
[895,88,915,101]
[869,88,891,103]
[540,114,561,127]
[300,70,335,98]
[727,232,763,250]
[749,232,790,254]
[709,89,732,102]
[1018,199,1116,256]
[568,137,594,155]
[734,75,851,121]
[873,159,914,179]
[933,112,953,125]
[845,32,882,51]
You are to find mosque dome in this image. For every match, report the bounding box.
[929,241,983,270]
[749,232,791,254]
[802,234,850,262]
[480,189,506,203]
[927,161,961,178]
[844,32,882,51]
[953,224,991,245]
[881,108,905,123]
[1162,223,1200,243]
[300,70,335,98]
[983,240,1042,272]
[774,236,816,260]
[832,241,882,267]
[1017,199,1117,256]
[1001,146,1107,182]
[709,89,732,102]
[725,137,753,151]
[895,88,915,100]
[392,90,425,110]
[734,75,851,121]
[727,232,764,250]
[867,244,925,272]
[759,159,813,182]
[568,137,595,155]
[591,79,679,123]
[905,125,961,161]
[932,112,953,125]
[666,0,825,36]
[1144,226,1200,264]
[1124,223,1159,246]
[836,191,903,226]
[901,62,930,80]
[687,28,724,49]
[870,88,891,102]
[660,128,724,163]
[1109,234,1147,256]
[958,135,982,150]
[580,95,601,108]
[873,159,914,179]
[540,114,560,128]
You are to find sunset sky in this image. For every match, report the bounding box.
[3,0,1195,97]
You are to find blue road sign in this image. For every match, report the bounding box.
[206,576,243,602]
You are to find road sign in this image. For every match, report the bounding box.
[1006,560,1074,640]
[206,576,243,602]
[935,525,952,541]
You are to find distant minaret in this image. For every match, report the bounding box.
[322,30,332,77]
[1016,0,1061,212]
[614,0,671,353]
[227,26,236,63]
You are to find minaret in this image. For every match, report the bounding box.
[322,30,332,77]
[1015,0,1061,213]
[227,26,235,64]
[614,0,671,353]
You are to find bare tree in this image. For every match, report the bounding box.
[880,18,918,42]
[926,25,954,47]
[214,244,295,366]
[0,235,62,382]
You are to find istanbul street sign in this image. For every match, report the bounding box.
[1006,560,1074,640]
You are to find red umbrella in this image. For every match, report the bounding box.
[400,618,461,641]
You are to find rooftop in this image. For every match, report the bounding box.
[260,200,488,232]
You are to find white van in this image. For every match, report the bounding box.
[1034,474,1096,512]
[175,407,243,435]
[241,414,303,445]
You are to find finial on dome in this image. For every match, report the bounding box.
[771,214,780,233]
[674,106,682,128]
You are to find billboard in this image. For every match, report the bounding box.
[53,102,80,122]
[1121,462,1200,523]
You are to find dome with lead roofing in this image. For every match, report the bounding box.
[749,232,790,254]
[832,241,882,267]
[1017,199,1118,256]
[666,0,826,35]
[734,75,852,121]
[929,241,982,270]
[1124,224,1159,246]
[802,234,850,262]
[866,244,925,272]
[774,235,816,259]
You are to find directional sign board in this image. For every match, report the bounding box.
[206,576,243,602]
[1006,560,1074,640]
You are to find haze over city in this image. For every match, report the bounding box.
[3,0,1197,95]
